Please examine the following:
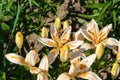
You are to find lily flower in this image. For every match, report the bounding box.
[38,25,84,64]
[5,50,40,67]
[30,55,49,80]
[57,54,102,80]
[80,19,112,46]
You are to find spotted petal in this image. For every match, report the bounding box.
[38,38,57,47]
[78,71,102,80]
[39,55,48,71]
[5,53,27,66]
[66,41,84,50]
[60,26,71,44]
[48,49,59,64]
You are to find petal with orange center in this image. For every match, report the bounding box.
[48,49,59,64]
[38,38,57,47]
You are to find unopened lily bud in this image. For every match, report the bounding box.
[117,52,120,63]
[63,20,70,30]
[60,45,70,62]
[15,31,23,49]
[41,27,48,38]
[111,62,120,80]
[95,43,104,60]
[54,17,61,30]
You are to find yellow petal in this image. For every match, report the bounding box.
[60,45,70,62]
[60,26,71,44]
[38,38,57,47]
[54,17,61,30]
[63,20,70,30]
[15,31,23,49]
[39,55,48,71]
[48,49,59,64]
[111,62,120,80]
[95,43,104,60]
[78,71,102,80]
[41,27,48,38]
[57,73,73,80]
[25,50,40,66]
[5,53,27,66]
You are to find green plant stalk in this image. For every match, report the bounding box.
[6,1,21,53]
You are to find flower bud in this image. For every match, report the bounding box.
[111,62,120,80]
[95,43,104,60]
[41,27,48,38]
[63,20,70,30]
[60,45,70,62]
[54,17,61,30]
[15,31,23,49]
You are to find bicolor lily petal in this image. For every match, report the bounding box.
[5,50,40,67]
[5,53,27,66]
[72,29,84,41]
[39,55,49,72]
[102,38,118,49]
[57,73,73,80]
[78,54,96,72]
[25,50,40,66]
[38,38,57,47]
[48,49,59,64]
[60,26,71,44]
[79,43,95,52]
[30,67,42,74]
[37,72,48,80]
[66,41,84,50]
[78,71,102,80]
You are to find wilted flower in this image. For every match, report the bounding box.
[41,27,48,38]
[15,31,23,49]
[38,25,84,64]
